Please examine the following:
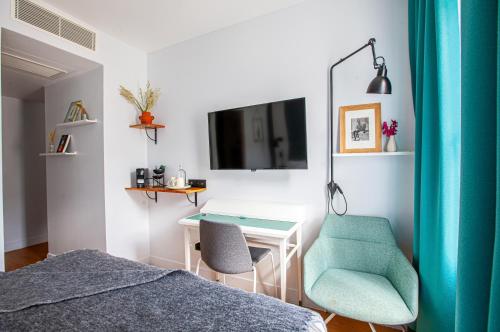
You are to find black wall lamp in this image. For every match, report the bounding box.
[328,38,392,215]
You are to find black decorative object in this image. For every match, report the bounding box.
[152,165,166,187]
[328,38,392,216]
[188,179,207,188]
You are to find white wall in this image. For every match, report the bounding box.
[2,97,47,252]
[147,0,414,302]
[0,36,3,270]
[44,68,105,254]
[0,0,150,263]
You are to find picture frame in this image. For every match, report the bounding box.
[339,102,382,153]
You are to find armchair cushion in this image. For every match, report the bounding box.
[309,268,414,325]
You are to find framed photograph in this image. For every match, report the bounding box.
[339,102,382,153]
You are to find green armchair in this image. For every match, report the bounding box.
[304,215,418,331]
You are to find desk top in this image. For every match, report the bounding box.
[186,213,296,232]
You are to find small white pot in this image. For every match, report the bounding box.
[385,136,397,152]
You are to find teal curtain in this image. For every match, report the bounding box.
[409,0,461,331]
[456,1,500,331]
[409,0,500,331]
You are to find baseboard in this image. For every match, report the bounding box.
[4,234,48,252]
[149,255,299,304]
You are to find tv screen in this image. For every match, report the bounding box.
[208,97,307,170]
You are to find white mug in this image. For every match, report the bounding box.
[168,176,177,187]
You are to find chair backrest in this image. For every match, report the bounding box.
[318,214,398,274]
[320,214,396,245]
[199,219,254,274]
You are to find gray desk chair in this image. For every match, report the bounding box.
[194,219,277,296]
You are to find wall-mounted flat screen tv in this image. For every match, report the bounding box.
[208,97,307,170]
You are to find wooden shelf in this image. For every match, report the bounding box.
[333,151,414,158]
[39,152,77,157]
[56,119,98,128]
[125,186,206,194]
[125,186,206,206]
[129,124,165,129]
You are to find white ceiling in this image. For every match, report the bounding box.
[43,0,306,52]
[1,29,100,101]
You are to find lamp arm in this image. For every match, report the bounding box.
[327,37,379,215]
[329,39,373,71]
[328,38,375,181]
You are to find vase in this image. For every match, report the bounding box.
[385,136,397,152]
[139,111,154,125]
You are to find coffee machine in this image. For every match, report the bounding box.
[136,168,148,188]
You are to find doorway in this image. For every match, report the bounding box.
[1,29,103,271]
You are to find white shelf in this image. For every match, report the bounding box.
[333,151,414,158]
[56,119,97,128]
[39,152,77,157]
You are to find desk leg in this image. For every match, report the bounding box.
[296,225,303,306]
[184,227,191,271]
[279,239,287,302]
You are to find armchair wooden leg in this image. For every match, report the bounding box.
[324,313,336,324]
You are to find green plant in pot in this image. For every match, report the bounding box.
[119,82,160,125]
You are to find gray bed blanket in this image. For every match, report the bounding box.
[0,250,325,332]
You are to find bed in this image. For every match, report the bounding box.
[0,249,325,331]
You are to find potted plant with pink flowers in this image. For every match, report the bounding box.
[382,119,398,152]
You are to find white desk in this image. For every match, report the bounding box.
[178,199,305,303]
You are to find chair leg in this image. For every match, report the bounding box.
[269,253,278,297]
[195,258,201,276]
[368,323,377,332]
[222,274,226,285]
[324,313,336,324]
[252,267,257,293]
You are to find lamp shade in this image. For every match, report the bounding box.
[367,65,392,94]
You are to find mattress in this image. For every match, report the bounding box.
[0,249,326,332]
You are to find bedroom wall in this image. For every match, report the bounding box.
[2,97,47,252]
[147,0,414,303]
[44,68,106,254]
[0,0,150,266]
[0,48,3,269]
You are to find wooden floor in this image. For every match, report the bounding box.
[317,312,396,332]
[4,242,48,272]
[4,243,397,332]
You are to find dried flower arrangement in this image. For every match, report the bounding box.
[119,82,160,125]
[48,129,56,145]
[382,120,398,137]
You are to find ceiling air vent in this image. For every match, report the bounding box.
[13,0,96,51]
[1,52,68,79]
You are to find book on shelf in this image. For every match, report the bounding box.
[64,100,87,122]
[56,134,71,153]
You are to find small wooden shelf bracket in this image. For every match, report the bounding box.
[129,124,165,145]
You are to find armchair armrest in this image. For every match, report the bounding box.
[386,249,419,321]
[303,238,328,295]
